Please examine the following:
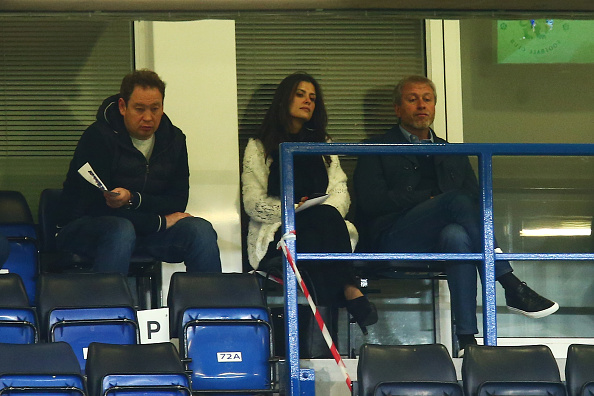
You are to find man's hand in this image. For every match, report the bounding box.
[104,187,132,208]
[164,212,193,229]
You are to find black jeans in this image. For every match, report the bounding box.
[262,204,356,307]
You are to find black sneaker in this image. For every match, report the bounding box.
[457,334,477,358]
[505,282,559,318]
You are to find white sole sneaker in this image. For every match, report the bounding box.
[507,301,559,318]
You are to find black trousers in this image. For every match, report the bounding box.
[261,204,356,307]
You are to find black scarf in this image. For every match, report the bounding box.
[267,149,329,201]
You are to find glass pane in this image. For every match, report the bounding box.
[461,18,594,337]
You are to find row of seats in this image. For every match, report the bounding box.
[357,342,594,396]
[5,269,594,396]
[0,272,137,355]
[0,271,277,394]
[0,342,190,396]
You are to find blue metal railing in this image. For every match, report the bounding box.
[279,142,594,396]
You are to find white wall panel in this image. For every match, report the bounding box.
[136,20,242,276]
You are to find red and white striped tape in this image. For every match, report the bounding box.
[277,231,353,392]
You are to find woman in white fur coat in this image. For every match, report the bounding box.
[241,72,377,332]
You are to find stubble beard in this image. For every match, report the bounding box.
[411,117,433,131]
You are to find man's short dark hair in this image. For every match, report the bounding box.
[393,75,437,105]
[120,69,166,104]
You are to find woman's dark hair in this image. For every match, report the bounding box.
[258,72,328,158]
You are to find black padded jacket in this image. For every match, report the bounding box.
[57,94,190,236]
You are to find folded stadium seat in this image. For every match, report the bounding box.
[0,273,38,343]
[37,272,139,372]
[86,342,191,396]
[462,344,566,396]
[0,342,85,396]
[566,344,594,396]
[0,190,40,305]
[356,343,462,396]
[167,272,276,394]
[37,188,162,310]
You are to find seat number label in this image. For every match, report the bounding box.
[217,352,242,362]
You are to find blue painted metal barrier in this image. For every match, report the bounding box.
[279,142,594,396]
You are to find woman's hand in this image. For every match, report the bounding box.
[295,196,308,209]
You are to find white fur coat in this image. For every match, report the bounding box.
[241,138,358,269]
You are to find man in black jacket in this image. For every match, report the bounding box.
[354,75,558,354]
[56,69,221,274]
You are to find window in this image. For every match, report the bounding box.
[235,13,426,159]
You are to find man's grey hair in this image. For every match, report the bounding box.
[392,75,437,106]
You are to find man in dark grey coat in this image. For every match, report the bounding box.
[354,75,558,354]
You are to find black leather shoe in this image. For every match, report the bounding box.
[345,296,378,335]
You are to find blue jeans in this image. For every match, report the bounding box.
[56,216,222,274]
[0,234,9,268]
[377,190,513,335]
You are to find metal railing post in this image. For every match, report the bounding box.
[479,151,497,346]
[279,148,302,396]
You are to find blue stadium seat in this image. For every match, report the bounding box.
[462,344,566,396]
[566,344,594,396]
[168,272,274,394]
[37,273,139,372]
[0,190,39,305]
[0,342,85,396]
[357,343,462,396]
[86,342,191,396]
[0,273,38,343]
